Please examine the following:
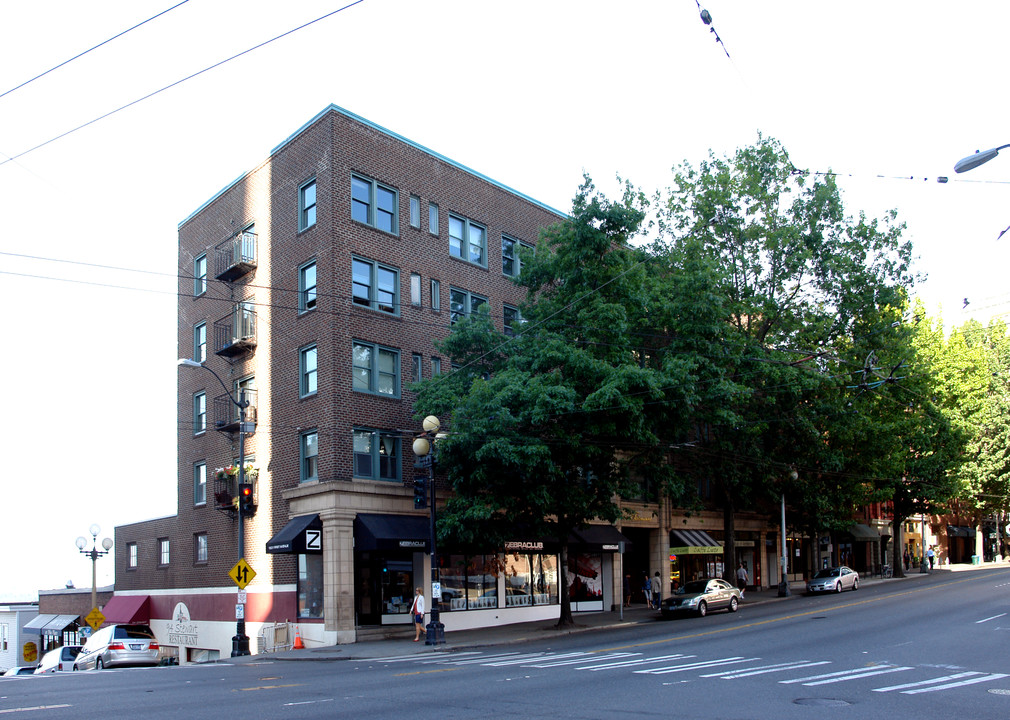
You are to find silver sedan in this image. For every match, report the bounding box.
[806,566,859,594]
[660,578,741,618]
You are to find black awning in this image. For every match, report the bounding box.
[572,525,631,553]
[947,525,975,538]
[847,523,880,541]
[354,514,429,551]
[267,514,323,554]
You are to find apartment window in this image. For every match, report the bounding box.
[352,257,399,315]
[502,236,534,277]
[193,322,207,363]
[194,533,208,564]
[301,430,318,483]
[410,195,420,228]
[429,202,439,235]
[449,287,488,324]
[127,542,138,569]
[299,260,317,313]
[194,254,207,296]
[300,344,318,397]
[193,391,206,435]
[449,213,486,266]
[299,178,317,230]
[352,341,400,397]
[411,353,422,383]
[194,462,207,505]
[410,273,421,306]
[353,428,400,482]
[432,357,441,375]
[503,304,523,337]
[158,538,170,566]
[351,173,398,234]
[430,279,440,311]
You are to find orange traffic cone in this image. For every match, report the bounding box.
[292,627,304,650]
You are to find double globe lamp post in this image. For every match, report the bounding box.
[412,415,445,645]
[76,524,113,614]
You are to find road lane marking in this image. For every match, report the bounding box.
[976,613,1006,624]
[901,673,1008,694]
[0,706,72,715]
[236,683,304,691]
[702,660,831,679]
[581,654,694,671]
[780,665,912,686]
[874,671,982,692]
[635,656,756,675]
[526,653,638,668]
[393,668,459,676]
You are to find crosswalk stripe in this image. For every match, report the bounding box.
[528,653,639,668]
[801,666,913,686]
[488,652,590,666]
[581,654,694,671]
[702,660,831,679]
[901,673,1008,694]
[636,657,755,675]
[873,671,982,693]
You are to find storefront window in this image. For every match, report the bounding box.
[504,553,559,606]
[438,554,498,611]
[298,554,324,618]
[567,553,603,602]
[382,560,413,615]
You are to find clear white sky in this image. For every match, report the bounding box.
[2,1,1008,601]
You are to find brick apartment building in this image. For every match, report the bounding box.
[113,105,666,660]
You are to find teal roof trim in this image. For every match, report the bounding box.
[179,104,567,229]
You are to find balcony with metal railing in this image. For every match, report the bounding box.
[214,303,256,358]
[215,232,257,282]
[213,389,257,433]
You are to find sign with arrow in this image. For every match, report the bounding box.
[229,558,256,589]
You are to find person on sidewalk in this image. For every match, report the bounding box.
[410,587,425,642]
[623,573,631,607]
[927,546,935,570]
[642,573,652,606]
[736,562,749,598]
[903,549,910,572]
[651,572,661,609]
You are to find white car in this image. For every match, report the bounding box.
[75,624,160,670]
[2,666,37,677]
[806,566,859,593]
[34,645,82,674]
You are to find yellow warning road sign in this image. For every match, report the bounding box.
[229,558,256,589]
[85,607,105,632]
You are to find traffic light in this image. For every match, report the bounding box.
[413,476,427,509]
[239,482,256,516]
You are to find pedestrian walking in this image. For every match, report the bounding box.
[903,549,910,572]
[623,573,631,607]
[926,546,935,570]
[642,573,652,606]
[736,562,749,598]
[651,572,661,609]
[410,587,425,642]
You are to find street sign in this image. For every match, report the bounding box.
[432,581,441,599]
[305,529,321,552]
[237,589,247,604]
[235,604,245,620]
[85,607,105,632]
[229,558,257,589]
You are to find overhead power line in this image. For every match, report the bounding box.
[0,0,192,101]
[0,0,365,168]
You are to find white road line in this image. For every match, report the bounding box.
[488,652,591,666]
[873,671,982,693]
[800,666,913,686]
[635,657,755,675]
[447,652,538,665]
[902,673,1009,694]
[702,661,831,679]
[377,652,483,663]
[781,665,910,685]
[0,705,72,715]
[976,613,1007,624]
[581,654,694,671]
[527,653,638,668]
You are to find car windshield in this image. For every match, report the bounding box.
[114,625,155,639]
[683,580,709,594]
[813,569,840,578]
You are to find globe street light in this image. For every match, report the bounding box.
[412,415,445,645]
[178,358,252,656]
[76,524,113,613]
[954,144,1010,173]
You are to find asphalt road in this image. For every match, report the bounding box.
[4,568,1010,719]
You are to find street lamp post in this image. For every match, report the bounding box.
[178,358,251,657]
[920,512,929,574]
[778,469,798,597]
[76,525,113,613]
[412,415,445,645]
[954,144,1010,173]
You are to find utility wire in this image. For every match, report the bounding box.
[0,0,192,101]
[0,0,365,168]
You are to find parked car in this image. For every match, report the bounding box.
[74,624,160,670]
[806,566,859,594]
[2,666,37,677]
[34,645,82,674]
[660,578,741,618]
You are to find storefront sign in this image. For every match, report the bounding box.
[166,602,199,647]
[669,545,722,555]
[505,541,544,551]
[399,540,426,548]
[22,642,37,664]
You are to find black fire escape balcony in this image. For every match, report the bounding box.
[213,389,257,434]
[215,231,257,282]
[214,303,256,359]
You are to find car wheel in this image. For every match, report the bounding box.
[697,601,707,617]
[834,581,842,593]
[852,578,859,591]
[96,658,104,670]
[72,665,78,671]
[729,597,739,613]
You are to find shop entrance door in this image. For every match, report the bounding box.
[355,551,415,626]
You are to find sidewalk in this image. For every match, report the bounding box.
[236,564,984,664]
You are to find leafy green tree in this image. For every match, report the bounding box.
[413,179,691,626]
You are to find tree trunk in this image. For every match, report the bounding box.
[722,492,735,583]
[892,517,904,578]
[557,542,574,628]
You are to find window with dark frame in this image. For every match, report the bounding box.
[352,257,399,315]
[299,179,317,230]
[301,430,318,483]
[351,173,398,234]
[299,260,317,312]
[352,341,400,397]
